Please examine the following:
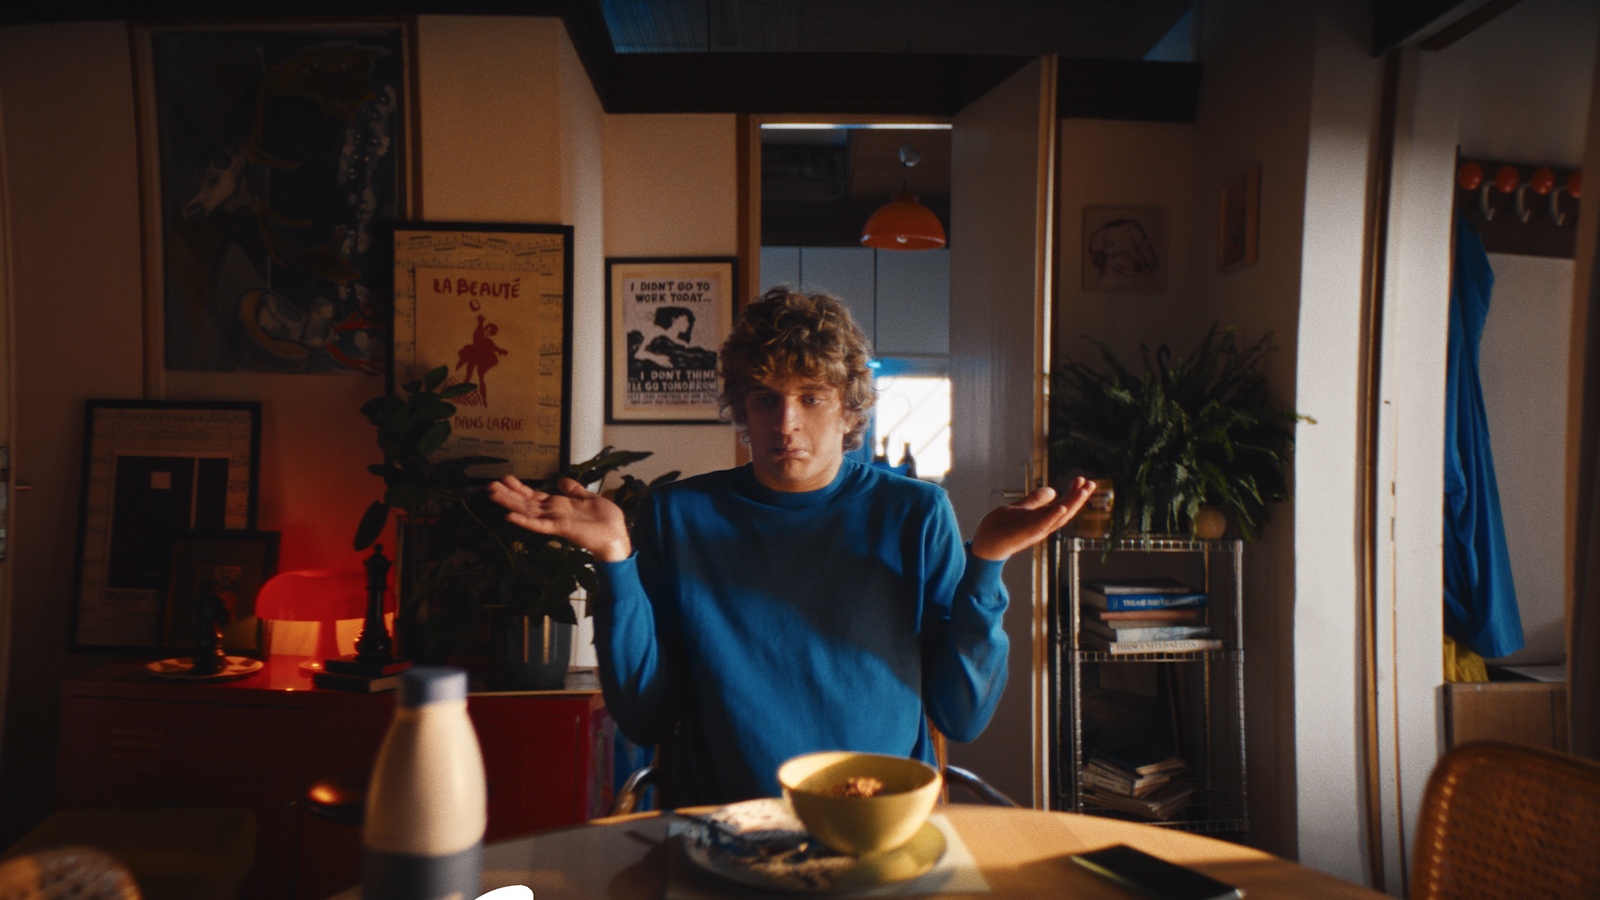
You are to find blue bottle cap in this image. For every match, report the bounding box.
[398,666,468,708]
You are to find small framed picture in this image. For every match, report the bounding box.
[163,531,280,660]
[1219,164,1261,272]
[606,257,738,423]
[1082,207,1166,292]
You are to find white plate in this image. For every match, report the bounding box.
[679,799,946,894]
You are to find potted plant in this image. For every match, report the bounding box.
[354,365,677,685]
[1048,324,1310,542]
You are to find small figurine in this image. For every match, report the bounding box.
[189,580,232,676]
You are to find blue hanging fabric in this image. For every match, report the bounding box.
[1443,219,1524,659]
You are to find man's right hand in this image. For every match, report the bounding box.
[489,476,632,563]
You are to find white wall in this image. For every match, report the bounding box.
[0,21,196,845]
[1373,0,1597,889]
[1446,0,1599,667]
[1055,120,1198,364]
[1480,253,1577,663]
[1286,4,1380,881]
[1196,0,1330,870]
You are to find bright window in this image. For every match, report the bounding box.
[872,375,951,480]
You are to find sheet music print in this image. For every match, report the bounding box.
[394,229,567,480]
[76,407,255,647]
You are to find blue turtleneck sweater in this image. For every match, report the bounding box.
[594,458,1009,805]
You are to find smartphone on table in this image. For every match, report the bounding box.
[1071,844,1244,900]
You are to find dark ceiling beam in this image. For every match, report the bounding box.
[1418,0,1522,51]
[0,0,1200,123]
[1370,0,1519,55]
[593,51,1034,116]
[1057,59,1199,122]
[0,1,566,25]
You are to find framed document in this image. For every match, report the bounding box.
[606,257,737,423]
[391,222,573,481]
[70,400,262,653]
[131,21,409,376]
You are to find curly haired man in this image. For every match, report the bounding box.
[491,287,1093,804]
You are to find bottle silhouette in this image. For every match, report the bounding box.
[873,436,889,466]
[362,667,486,900]
[901,442,918,479]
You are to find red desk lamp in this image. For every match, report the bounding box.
[255,565,371,675]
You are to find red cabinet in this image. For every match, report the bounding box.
[59,658,614,900]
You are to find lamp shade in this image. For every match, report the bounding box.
[860,192,947,250]
[255,567,371,622]
[255,567,381,674]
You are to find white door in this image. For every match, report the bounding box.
[944,56,1058,807]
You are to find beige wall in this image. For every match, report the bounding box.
[0,16,738,845]
[601,114,740,482]
[0,21,175,846]
[1054,120,1199,364]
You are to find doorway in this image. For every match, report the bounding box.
[745,56,1059,805]
[758,121,954,479]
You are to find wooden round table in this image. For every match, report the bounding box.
[333,805,1387,899]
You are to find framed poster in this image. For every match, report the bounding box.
[70,400,262,653]
[606,257,737,423]
[1082,207,1166,292]
[1219,164,1261,273]
[392,222,573,481]
[132,21,409,377]
[162,531,280,660]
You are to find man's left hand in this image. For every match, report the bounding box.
[971,477,1096,561]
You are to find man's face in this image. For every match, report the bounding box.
[742,376,850,493]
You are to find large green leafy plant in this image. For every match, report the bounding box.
[354,365,677,656]
[1049,325,1309,541]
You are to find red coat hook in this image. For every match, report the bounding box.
[1552,171,1582,226]
[1479,164,1519,221]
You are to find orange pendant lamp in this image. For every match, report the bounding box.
[861,144,946,250]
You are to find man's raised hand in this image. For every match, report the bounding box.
[488,476,633,563]
[970,476,1097,561]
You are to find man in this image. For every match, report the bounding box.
[490,288,1094,804]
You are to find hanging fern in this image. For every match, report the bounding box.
[1049,324,1311,541]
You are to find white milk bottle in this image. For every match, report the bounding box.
[362,666,486,900]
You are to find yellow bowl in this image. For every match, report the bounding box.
[777,751,942,857]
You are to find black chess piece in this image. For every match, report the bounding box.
[354,545,399,663]
[189,586,231,676]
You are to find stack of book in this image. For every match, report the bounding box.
[1080,742,1197,821]
[311,655,413,692]
[1079,578,1222,654]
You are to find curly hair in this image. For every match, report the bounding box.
[719,287,875,451]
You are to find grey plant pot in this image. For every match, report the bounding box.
[490,609,574,691]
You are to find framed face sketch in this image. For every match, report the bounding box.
[391,222,574,482]
[131,21,409,377]
[70,400,262,653]
[1083,207,1166,292]
[606,257,738,423]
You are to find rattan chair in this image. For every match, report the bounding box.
[0,846,140,900]
[1411,741,1600,900]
